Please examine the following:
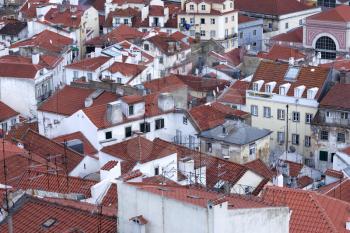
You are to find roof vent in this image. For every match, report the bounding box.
[42,218,57,228]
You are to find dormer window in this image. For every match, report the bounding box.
[307,87,318,99]
[223,4,226,10]
[280,86,286,95]
[129,105,134,115]
[252,80,264,92]
[279,83,291,96]
[201,4,206,10]
[294,85,305,98]
[190,4,194,10]
[265,85,271,93]
[265,82,276,93]
[230,2,233,8]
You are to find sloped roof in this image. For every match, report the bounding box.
[257,45,305,61]
[235,0,313,16]
[308,5,350,22]
[0,19,26,35]
[107,62,146,77]
[147,33,190,55]
[244,159,274,179]
[262,186,350,233]
[0,55,42,79]
[44,6,84,28]
[0,101,19,122]
[65,56,111,71]
[38,86,118,116]
[320,83,350,110]
[218,80,250,105]
[271,26,303,43]
[317,178,350,203]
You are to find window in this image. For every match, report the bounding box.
[305,113,313,124]
[279,86,286,95]
[117,77,122,83]
[190,30,195,36]
[115,18,120,24]
[183,116,188,125]
[223,3,226,9]
[277,109,285,120]
[73,71,79,79]
[315,36,336,59]
[201,4,206,10]
[201,18,205,24]
[123,18,129,25]
[144,44,149,51]
[305,136,311,147]
[268,23,272,28]
[251,105,258,116]
[252,83,259,91]
[210,18,215,24]
[125,126,132,138]
[210,30,216,38]
[146,73,152,81]
[11,118,16,126]
[129,105,134,115]
[292,112,300,122]
[299,19,302,25]
[292,134,299,145]
[87,72,93,80]
[253,30,256,36]
[265,84,272,93]
[341,112,349,119]
[200,30,206,36]
[249,143,256,156]
[105,131,112,140]
[189,135,195,149]
[321,130,329,140]
[337,132,345,143]
[140,122,150,133]
[319,151,328,162]
[225,17,228,23]
[230,2,233,8]
[231,15,234,21]
[277,132,285,144]
[206,142,212,152]
[1,123,7,132]
[155,118,164,130]
[159,56,163,64]
[190,17,195,25]
[190,4,194,10]
[263,107,271,118]
[154,166,159,175]
[239,32,243,39]
[285,22,288,29]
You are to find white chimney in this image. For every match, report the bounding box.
[106,102,123,124]
[276,174,284,187]
[32,53,40,65]
[95,47,102,57]
[158,93,174,112]
[346,220,350,230]
[84,97,93,108]
[288,57,295,66]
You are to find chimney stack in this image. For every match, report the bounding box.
[32,53,40,65]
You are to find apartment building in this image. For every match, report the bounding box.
[246,61,332,162]
[178,0,238,51]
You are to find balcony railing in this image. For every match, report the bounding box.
[312,111,350,129]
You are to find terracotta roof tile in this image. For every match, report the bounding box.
[320,83,350,110]
[257,45,305,61]
[149,5,164,16]
[53,131,98,157]
[44,6,84,29]
[21,130,84,173]
[308,5,350,22]
[101,160,118,171]
[238,14,257,24]
[262,186,350,233]
[244,159,274,179]
[147,33,190,55]
[0,19,26,36]
[38,86,118,116]
[325,169,344,179]
[318,178,350,204]
[0,101,19,122]
[271,26,303,43]
[141,175,180,186]
[65,56,111,71]
[104,7,139,27]
[250,61,330,99]
[11,30,73,53]
[108,62,146,77]
[285,160,303,177]
[235,0,313,16]
[218,80,250,105]
[0,196,116,233]
[0,55,42,79]
[120,95,144,104]
[298,176,313,188]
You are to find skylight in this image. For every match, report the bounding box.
[42,218,57,228]
[284,67,300,81]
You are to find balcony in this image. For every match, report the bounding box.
[246,90,274,99]
[312,111,350,129]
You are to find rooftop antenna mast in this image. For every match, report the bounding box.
[2,137,13,233]
[63,139,69,189]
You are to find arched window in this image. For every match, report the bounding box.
[315,36,336,59]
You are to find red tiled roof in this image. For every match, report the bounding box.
[131,183,269,209]
[104,7,139,27]
[0,196,116,233]
[257,45,305,61]
[147,33,190,55]
[318,178,350,204]
[342,147,350,156]
[5,122,38,142]
[141,175,180,186]
[271,26,303,43]
[218,80,250,105]
[121,169,143,181]
[235,0,313,16]
[325,169,344,179]
[107,62,146,77]
[21,130,84,173]
[285,160,303,177]
[320,57,350,71]
[308,5,350,22]
[65,56,111,71]
[0,55,42,79]
[82,92,172,129]
[149,5,164,16]
[86,24,144,46]
[0,19,26,36]
[188,102,247,131]
[262,186,350,233]
[120,95,144,104]
[38,86,118,116]
[53,131,98,157]
[101,136,176,166]
[251,61,330,99]
[144,74,229,93]
[244,159,274,180]
[101,160,118,171]
[16,170,97,197]
[10,30,73,53]
[170,31,195,44]
[297,176,313,188]
[238,14,257,24]
[0,101,19,122]
[44,6,84,29]
[19,0,51,19]
[208,48,243,67]
[320,83,350,110]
